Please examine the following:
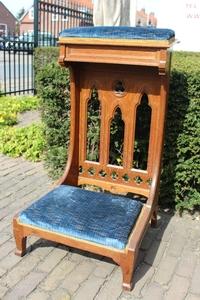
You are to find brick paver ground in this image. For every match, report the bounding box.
[14,111,41,128]
[0,154,200,300]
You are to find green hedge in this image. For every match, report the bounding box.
[160,52,200,211]
[34,47,59,76]
[36,59,70,179]
[35,48,200,212]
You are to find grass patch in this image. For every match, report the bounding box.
[0,124,45,161]
[0,95,44,161]
[0,95,40,126]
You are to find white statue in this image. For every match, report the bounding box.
[93,0,136,26]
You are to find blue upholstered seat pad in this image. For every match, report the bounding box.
[19,185,143,250]
[60,26,175,41]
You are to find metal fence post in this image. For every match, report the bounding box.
[34,0,39,48]
[34,0,39,95]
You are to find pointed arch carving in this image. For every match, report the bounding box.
[109,107,125,166]
[86,87,101,162]
[133,93,152,170]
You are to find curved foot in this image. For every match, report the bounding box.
[122,282,133,291]
[151,208,158,228]
[120,250,137,291]
[14,236,27,257]
[13,217,27,257]
[15,248,26,257]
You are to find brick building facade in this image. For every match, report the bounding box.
[19,2,157,36]
[0,1,16,36]
[136,8,157,27]
[19,0,93,35]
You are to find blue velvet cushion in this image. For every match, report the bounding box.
[19,185,142,250]
[60,26,175,41]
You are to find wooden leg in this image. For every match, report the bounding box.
[13,217,27,257]
[119,250,137,291]
[15,236,27,257]
[151,207,158,228]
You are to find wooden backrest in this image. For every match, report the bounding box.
[61,62,168,198]
[58,28,174,201]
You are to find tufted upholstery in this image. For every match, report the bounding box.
[19,185,143,250]
[60,26,175,41]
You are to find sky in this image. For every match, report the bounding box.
[137,0,161,13]
[3,0,161,17]
[2,0,200,50]
[2,0,33,17]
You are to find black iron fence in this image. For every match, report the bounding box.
[35,0,93,47]
[0,35,34,95]
[0,0,93,96]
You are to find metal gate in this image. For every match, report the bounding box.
[0,0,93,96]
[0,36,34,95]
[34,0,93,47]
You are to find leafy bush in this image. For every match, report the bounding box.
[0,95,44,161]
[34,47,59,78]
[171,52,200,99]
[36,61,70,178]
[35,47,59,67]
[0,96,40,126]
[0,124,45,161]
[36,49,200,212]
[160,52,200,211]
[175,98,200,211]
[0,111,18,126]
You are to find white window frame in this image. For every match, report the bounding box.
[52,14,59,22]
[62,15,68,22]
[0,23,7,36]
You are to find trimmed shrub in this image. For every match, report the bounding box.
[34,47,59,75]
[36,61,70,179]
[36,49,200,211]
[160,52,200,211]
[174,98,200,211]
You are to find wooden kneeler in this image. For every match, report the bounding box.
[13,27,174,291]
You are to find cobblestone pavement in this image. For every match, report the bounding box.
[14,110,41,128]
[0,154,200,300]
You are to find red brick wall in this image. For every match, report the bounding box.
[19,11,34,34]
[136,9,148,26]
[0,2,16,35]
[136,9,157,27]
[19,1,93,35]
[73,0,93,8]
